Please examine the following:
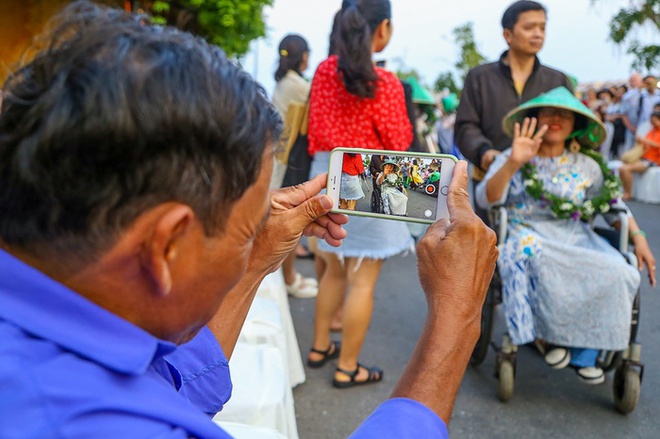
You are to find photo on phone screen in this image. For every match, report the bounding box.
[327,149,455,224]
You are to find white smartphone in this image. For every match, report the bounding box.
[326,148,457,224]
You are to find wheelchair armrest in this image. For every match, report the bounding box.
[594,209,629,254]
[488,205,508,244]
[616,211,629,254]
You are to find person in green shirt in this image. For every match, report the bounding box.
[428,170,441,184]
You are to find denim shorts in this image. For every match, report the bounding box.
[311,152,414,259]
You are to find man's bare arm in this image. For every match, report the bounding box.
[390,161,498,423]
[208,175,347,358]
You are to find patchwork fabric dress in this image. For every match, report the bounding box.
[476,149,640,350]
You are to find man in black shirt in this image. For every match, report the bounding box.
[455,1,572,217]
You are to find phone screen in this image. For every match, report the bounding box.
[337,152,444,221]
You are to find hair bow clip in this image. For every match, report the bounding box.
[280,49,288,57]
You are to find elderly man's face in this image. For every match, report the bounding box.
[164,147,274,343]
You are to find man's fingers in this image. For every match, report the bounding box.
[288,193,351,240]
[421,218,450,243]
[314,215,348,240]
[514,122,521,139]
[327,211,349,225]
[446,160,473,221]
[304,194,334,222]
[277,174,327,207]
[304,222,344,247]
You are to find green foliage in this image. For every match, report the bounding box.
[453,22,486,82]
[433,22,485,98]
[433,71,459,95]
[603,0,660,72]
[147,0,273,58]
[395,67,421,82]
[433,22,486,96]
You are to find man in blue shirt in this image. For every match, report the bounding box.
[0,2,497,438]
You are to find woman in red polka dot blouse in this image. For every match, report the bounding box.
[306,0,415,389]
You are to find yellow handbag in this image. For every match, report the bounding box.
[275,101,309,165]
[620,143,644,164]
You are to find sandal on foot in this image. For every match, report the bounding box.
[295,244,314,259]
[307,341,341,368]
[286,273,318,299]
[332,363,383,389]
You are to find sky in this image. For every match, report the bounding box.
[241,0,657,98]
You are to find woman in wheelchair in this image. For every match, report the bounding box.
[476,87,656,385]
[377,160,408,215]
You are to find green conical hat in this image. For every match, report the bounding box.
[381,159,400,172]
[441,93,459,113]
[502,86,606,149]
[404,76,436,106]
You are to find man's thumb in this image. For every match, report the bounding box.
[290,194,333,230]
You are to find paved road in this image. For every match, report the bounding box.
[290,200,660,439]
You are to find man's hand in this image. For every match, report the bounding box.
[248,174,348,274]
[480,149,501,171]
[417,160,498,328]
[389,161,498,423]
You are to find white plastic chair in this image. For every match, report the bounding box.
[633,168,660,204]
[213,343,299,439]
[255,270,306,388]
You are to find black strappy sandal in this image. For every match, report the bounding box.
[307,341,341,368]
[332,363,383,389]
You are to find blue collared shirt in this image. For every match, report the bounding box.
[0,249,232,438]
[0,248,448,438]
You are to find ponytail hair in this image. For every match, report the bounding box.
[336,0,391,99]
[328,10,342,56]
[274,34,309,82]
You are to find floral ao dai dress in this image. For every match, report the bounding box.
[477,149,640,350]
[380,173,408,216]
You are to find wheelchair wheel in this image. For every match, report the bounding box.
[629,291,641,343]
[497,360,515,402]
[471,270,499,366]
[603,290,641,373]
[613,365,641,414]
[370,189,381,213]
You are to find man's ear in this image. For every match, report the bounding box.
[141,204,196,297]
[503,28,512,45]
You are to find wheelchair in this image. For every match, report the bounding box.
[471,206,643,414]
[370,177,383,213]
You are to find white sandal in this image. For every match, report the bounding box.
[286,273,318,299]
